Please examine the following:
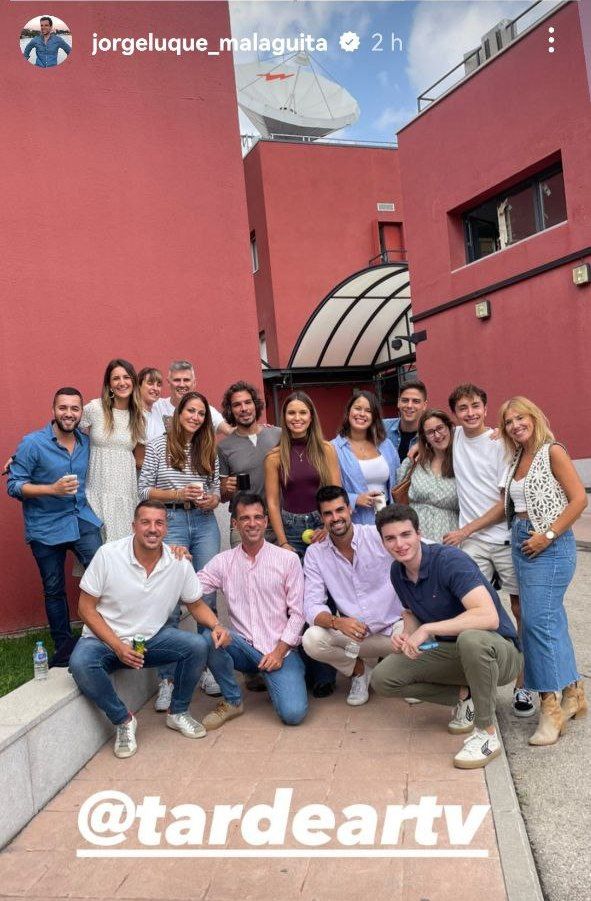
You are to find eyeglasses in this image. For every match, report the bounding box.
[424,424,448,439]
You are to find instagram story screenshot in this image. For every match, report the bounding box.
[1,1,590,899]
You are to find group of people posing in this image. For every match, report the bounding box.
[7,359,587,769]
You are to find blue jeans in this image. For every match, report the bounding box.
[282,509,337,690]
[511,519,579,692]
[70,627,209,724]
[281,509,322,559]
[204,630,308,725]
[30,520,102,652]
[158,507,220,681]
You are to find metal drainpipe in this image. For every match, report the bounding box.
[272,383,281,424]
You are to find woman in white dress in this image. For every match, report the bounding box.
[82,359,145,542]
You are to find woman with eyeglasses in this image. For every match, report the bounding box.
[396,409,459,542]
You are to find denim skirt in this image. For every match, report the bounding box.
[511,518,579,692]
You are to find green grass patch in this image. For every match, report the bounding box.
[0,628,81,698]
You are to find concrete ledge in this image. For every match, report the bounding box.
[0,505,232,849]
[487,717,544,901]
[0,665,158,849]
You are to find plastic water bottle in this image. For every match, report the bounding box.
[344,622,365,659]
[33,641,49,681]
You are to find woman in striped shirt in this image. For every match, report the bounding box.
[138,391,221,707]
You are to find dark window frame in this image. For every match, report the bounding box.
[463,164,566,263]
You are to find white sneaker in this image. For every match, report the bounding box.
[154,679,174,712]
[199,668,222,697]
[347,664,373,706]
[453,728,501,769]
[404,697,423,705]
[166,711,206,739]
[448,696,476,734]
[512,687,536,718]
[114,715,137,758]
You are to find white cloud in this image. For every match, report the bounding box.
[373,105,417,136]
[405,0,542,98]
[377,70,390,89]
[230,1,340,42]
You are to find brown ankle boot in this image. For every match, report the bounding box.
[561,680,588,720]
[529,692,565,746]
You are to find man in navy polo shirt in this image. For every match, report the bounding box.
[7,388,102,666]
[371,504,522,769]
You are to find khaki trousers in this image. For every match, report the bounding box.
[371,630,522,729]
[302,622,404,678]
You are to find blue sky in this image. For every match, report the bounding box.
[230,1,560,142]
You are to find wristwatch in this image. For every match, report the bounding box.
[544,529,557,541]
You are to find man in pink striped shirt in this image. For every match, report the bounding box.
[198,492,308,730]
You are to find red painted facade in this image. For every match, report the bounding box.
[397,2,591,454]
[244,142,404,369]
[2,3,261,633]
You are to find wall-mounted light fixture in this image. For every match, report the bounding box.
[572,264,591,286]
[391,330,428,351]
[475,299,491,320]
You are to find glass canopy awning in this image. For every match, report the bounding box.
[285,262,412,376]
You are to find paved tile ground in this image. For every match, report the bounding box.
[0,678,507,900]
[498,549,591,901]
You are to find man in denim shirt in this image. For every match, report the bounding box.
[23,17,71,68]
[7,388,102,665]
[383,380,428,466]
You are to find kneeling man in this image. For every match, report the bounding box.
[372,504,522,769]
[197,492,308,729]
[302,486,403,706]
[69,500,231,758]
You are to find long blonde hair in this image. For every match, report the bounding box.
[166,391,216,476]
[278,391,331,487]
[101,358,145,445]
[498,396,554,457]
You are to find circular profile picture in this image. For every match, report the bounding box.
[20,15,72,68]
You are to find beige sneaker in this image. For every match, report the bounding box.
[114,715,137,758]
[202,700,244,731]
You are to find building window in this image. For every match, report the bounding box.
[250,231,259,273]
[464,165,567,263]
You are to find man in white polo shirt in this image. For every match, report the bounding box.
[69,500,231,758]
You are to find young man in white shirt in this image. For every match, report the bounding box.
[69,500,231,758]
[443,383,532,717]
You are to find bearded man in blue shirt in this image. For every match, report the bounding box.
[7,388,102,666]
[23,17,71,68]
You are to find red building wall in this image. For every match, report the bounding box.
[397,2,591,456]
[244,142,403,368]
[1,3,261,633]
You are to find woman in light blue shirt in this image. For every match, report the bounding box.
[332,391,400,524]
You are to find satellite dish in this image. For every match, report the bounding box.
[236,55,360,140]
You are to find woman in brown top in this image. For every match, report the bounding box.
[265,391,340,559]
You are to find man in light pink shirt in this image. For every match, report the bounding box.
[199,492,308,730]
